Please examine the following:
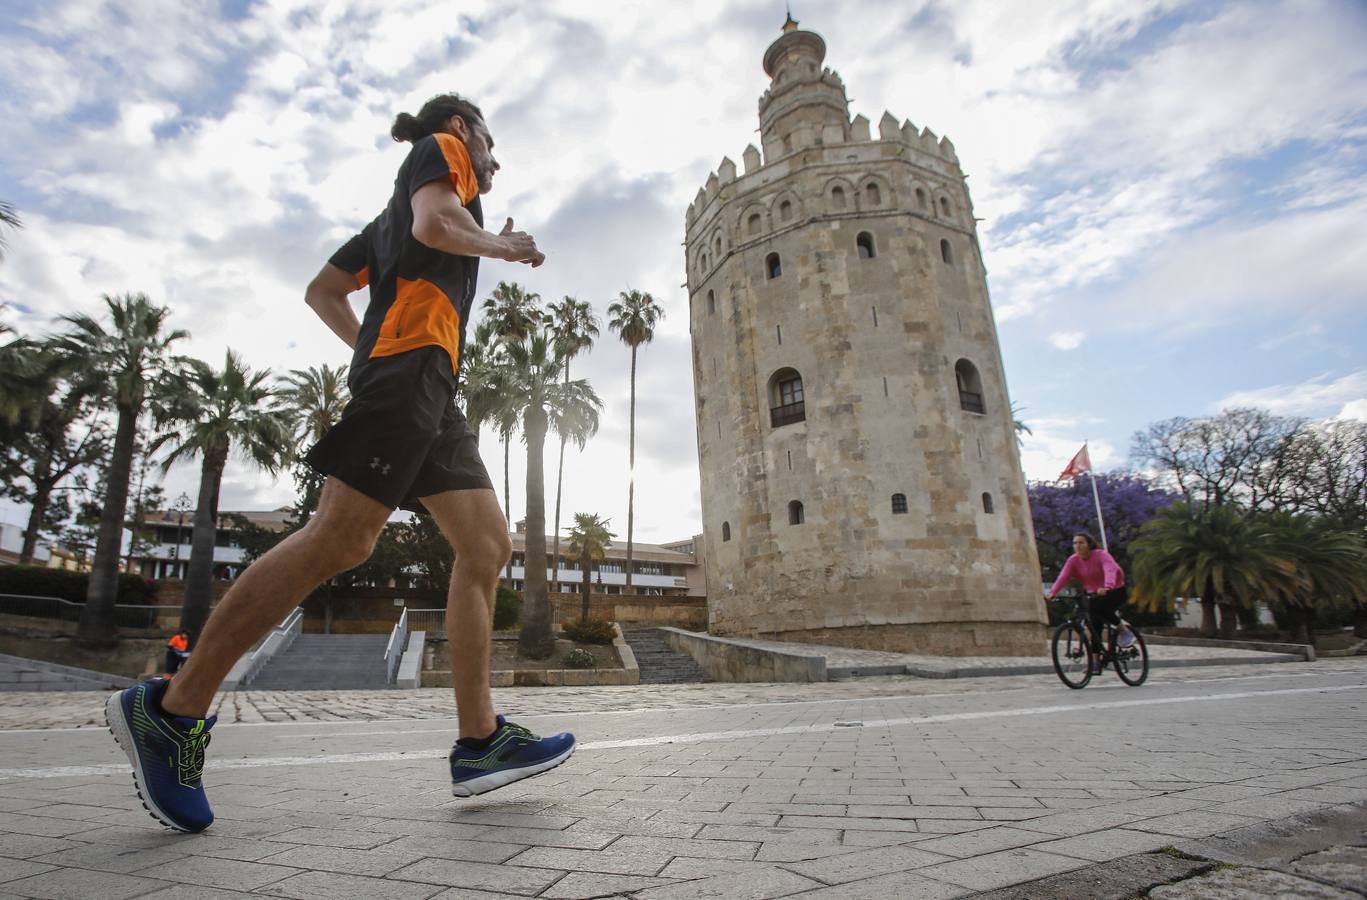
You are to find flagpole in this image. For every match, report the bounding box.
[1084,441,1109,551]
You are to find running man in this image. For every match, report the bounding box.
[106,94,575,833]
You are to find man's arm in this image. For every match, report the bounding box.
[305,262,363,348]
[410,181,544,266]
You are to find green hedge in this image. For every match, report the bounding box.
[0,565,156,605]
[493,586,521,630]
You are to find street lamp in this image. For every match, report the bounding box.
[172,492,192,579]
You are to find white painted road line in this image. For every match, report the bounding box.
[1,682,1362,780]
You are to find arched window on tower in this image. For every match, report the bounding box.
[788,500,805,525]
[769,368,805,427]
[940,238,954,264]
[865,182,881,206]
[891,493,908,515]
[916,187,927,209]
[714,235,723,256]
[940,196,952,216]
[748,213,762,235]
[722,521,731,542]
[766,253,782,279]
[856,232,875,259]
[981,492,995,514]
[955,359,985,414]
[779,200,793,223]
[831,186,846,210]
[707,290,715,315]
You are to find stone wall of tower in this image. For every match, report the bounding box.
[686,27,1047,656]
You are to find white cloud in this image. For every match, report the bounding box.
[1217,369,1367,420]
[1049,331,1085,350]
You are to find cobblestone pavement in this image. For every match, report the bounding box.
[0,659,1363,898]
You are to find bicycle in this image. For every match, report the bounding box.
[1051,592,1149,689]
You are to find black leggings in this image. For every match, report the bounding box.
[1087,588,1127,650]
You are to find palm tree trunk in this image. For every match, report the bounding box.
[552,364,569,594]
[625,346,636,594]
[77,404,137,645]
[580,551,591,622]
[1217,601,1238,640]
[518,407,554,658]
[503,433,512,585]
[179,442,227,642]
[20,454,55,565]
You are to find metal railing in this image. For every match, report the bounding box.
[384,607,409,685]
[0,593,173,630]
[405,608,447,638]
[770,401,806,427]
[223,607,303,690]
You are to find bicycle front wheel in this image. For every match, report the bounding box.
[1051,622,1092,689]
[1114,629,1149,686]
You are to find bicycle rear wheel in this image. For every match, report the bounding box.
[1113,629,1149,686]
[1051,622,1092,689]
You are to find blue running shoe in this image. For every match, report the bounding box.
[449,715,575,797]
[105,678,216,832]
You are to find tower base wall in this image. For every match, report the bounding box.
[719,621,1047,657]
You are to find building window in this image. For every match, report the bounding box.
[891,493,908,515]
[766,252,782,279]
[916,187,927,209]
[788,500,805,525]
[714,235,722,256]
[769,368,806,427]
[982,492,995,514]
[779,200,793,223]
[748,213,761,235]
[856,232,875,259]
[707,290,715,315]
[865,182,881,206]
[722,521,731,542]
[940,238,954,264]
[831,186,846,210]
[940,197,952,216]
[956,359,985,413]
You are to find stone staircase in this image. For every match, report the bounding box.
[247,634,391,690]
[623,628,711,684]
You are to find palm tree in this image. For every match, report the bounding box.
[492,328,602,658]
[607,289,664,595]
[546,296,600,585]
[152,350,291,641]
[0,201,20,260]
[278,363,349,519]
[1261,513,1367,644]
[55,294,188,644]
[1130,502,1297,639]
[566,513,614,622]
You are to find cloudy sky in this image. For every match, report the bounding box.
[1,0,1365,544]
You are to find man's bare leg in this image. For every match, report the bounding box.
[162,478,391,719]
[419,488,510,740]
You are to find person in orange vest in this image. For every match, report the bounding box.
[164,631,190,676]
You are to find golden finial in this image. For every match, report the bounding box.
[782,6,799,33]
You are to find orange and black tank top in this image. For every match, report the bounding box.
[328,133,482,377]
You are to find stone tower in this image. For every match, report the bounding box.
[685,17,1047,656]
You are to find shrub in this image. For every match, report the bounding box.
[562,618,615,645]
[493,586,520,630]
[563,647,596,669]
[0,565,155,606]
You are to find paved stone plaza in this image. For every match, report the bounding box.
[0,659,1364,898]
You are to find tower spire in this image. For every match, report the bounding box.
[782,6,799,33]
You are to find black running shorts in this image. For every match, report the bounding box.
[304,346,493,511]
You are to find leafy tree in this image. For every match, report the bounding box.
[277,363,349,520]
[1129,502,1299,638]
[55,293,188,644]
[1131,408,1301,508]
[1028,472,1182,580]
[546,295,600,583]
[151,350,291,641]
[1258,420,1367,528]
[490,328,602,658]
[566,512,614,622]
[606,288,664,595]
[393,512,454,592]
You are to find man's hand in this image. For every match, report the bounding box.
[500,217,545,268]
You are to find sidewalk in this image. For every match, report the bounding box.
[0,659,1363,898]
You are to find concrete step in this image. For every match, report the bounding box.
[622,629,710,684]
[248,633,393,690]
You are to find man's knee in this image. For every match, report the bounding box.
[458,530,512,580]
[304,521,378,573]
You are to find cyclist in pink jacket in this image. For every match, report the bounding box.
[1048,532,1136,670]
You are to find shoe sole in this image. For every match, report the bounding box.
[452,744,575,798]
[105,692,201,833]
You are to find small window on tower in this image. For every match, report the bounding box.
[788,500,805,525]
[748,213,761,235]
[856,232,875,259]
[940,239,954,264]
[865,183,881,206]
[779,200,793,223]
[714,235,722,256]
[707,290,715,315]
[722,521,731,542]
[916,187,927,209]
[891,493,908,515]
[831,186,846,210]
[982,492,995,514]
[940,196,952,216]
[766,253,782,279]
